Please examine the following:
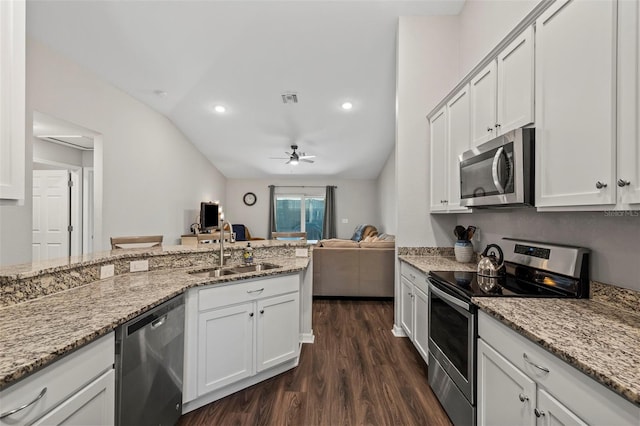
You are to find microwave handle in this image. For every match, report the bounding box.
[492,147,508,194]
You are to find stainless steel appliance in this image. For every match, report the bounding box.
[459,128,534,208]
[428,238,590,426]
[115,295,185,426]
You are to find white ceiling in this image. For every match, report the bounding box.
[26,0,464,179]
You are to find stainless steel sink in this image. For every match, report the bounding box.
[188,268,239,278]
[188,263,281,278]
[229,263,281,273]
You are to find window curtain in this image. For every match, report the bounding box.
[267,185,276,239]
[322,185,337,239]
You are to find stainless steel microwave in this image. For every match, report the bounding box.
[459,128,534,207]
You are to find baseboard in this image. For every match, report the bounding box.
[300,332,315,344]
[391,324,407,337]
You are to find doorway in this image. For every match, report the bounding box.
[32,112,100,261]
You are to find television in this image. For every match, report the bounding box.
[200,202,219,232]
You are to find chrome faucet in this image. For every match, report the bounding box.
[219,220,231,268]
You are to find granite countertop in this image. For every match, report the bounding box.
[398,254,477,273]
[475,295,640,406]
[0,256,309,389]
[399,254,640,407]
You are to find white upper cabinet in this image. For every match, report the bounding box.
[446,85,471,212]
[470,61,498,146]
[0,0,26,200]
[535,0,617,208]
[430,85,471,213]
[497,27,535,135]
[471,26,534,147]
[429,106,448,211]
[618,0,640,206]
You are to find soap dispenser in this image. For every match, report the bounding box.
[243,242,254,264]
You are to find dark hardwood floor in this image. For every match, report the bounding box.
[178,298,452,426]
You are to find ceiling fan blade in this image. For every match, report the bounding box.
[285,159,292,164]
[301,159,314,163]
[299,155,316,159]
[269,157,289,160]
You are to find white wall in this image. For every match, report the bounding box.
[0,39,227,265]
[458,0,538,76]
[396,16,460,247]
[225,178,379,240]
[376,149,396,235]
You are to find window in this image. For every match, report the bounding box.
[275,194,324,242]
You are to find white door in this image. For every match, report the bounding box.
[412,285,429,363]
[470,61,497,146]
[256,292,299,372]
[477,339,536,426]
[446,84,471,211]
[400,276,414,338]
[536,388,587,426]
[497,26,534,134]
[33,370,114,426]
[32,170,70,261]
[535,0,617,207]
[429,106,448,211]
[618,0,640,206]
[197,302,254,396]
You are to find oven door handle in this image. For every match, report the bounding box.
[429,281,470,311]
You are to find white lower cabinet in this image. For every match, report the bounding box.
[478,311,639,426]
[399,262,429,363]
[0,333,115,426]
[184,273,301,411]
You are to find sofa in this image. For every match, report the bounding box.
[312,236,395,298]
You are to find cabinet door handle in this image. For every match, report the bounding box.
[495,123,501,129]
[617,179,630,187]
[518,393,529,402]
[0,387,48,419]
[534,408,546,418]
[595,181,607,189]
[247,288,264,294]
[249,312,254,317]
[260,309,265,314]
[523,353,549,373]
[487,127,493,132]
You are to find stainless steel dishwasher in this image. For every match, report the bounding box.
[115,294,185,426]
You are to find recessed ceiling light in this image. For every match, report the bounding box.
[341,102,353,110]
[214,105,226,113]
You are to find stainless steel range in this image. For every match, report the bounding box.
[427,238,590,426]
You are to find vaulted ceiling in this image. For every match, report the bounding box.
[26,0,464,179]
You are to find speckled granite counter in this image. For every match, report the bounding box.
[474,287,640,406]
[399,254,640,406]
[0,249,309,389]
[398,254,477,273]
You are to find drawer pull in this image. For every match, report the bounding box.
[0,387,48,419]
[523,353,549,373]
[246,288,264,294]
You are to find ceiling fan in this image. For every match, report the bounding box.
[270,144,316,165]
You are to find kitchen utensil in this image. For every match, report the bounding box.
[454,225,467,240]
[477,243,505,277]
[466,226,477,240]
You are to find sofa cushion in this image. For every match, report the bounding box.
[319,238,359,248]
[359,240,395,248]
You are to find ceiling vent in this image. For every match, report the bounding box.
[281,92,298,104]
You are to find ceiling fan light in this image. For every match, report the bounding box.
[289,158,299,165]
[341,101,353,110]
[213,105,226,113]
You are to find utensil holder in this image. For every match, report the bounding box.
[454,240,474,263]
